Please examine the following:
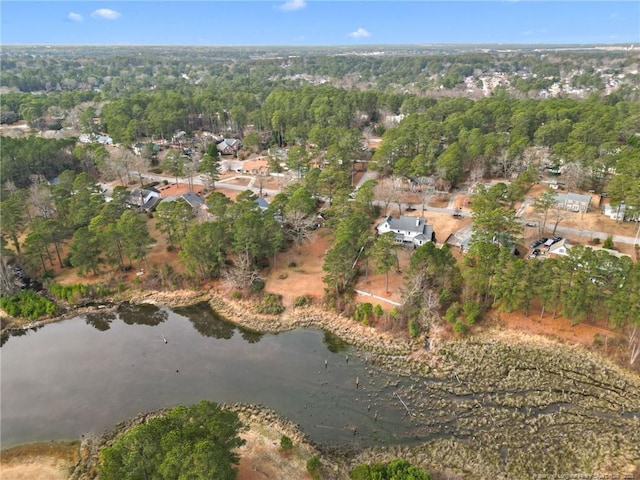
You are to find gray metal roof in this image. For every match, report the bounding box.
[555,192,592,204]
[380,215,427,234]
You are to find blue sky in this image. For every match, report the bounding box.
[2,1,639,45]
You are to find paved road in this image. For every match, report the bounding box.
[546,225,638,245]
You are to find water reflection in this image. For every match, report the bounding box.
[174,303,236,340]
[118,302,168,326]
[323,330,349,353]
[84,311,117,331]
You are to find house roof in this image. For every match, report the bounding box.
[254,196,270,210]
[378,215,428,234]
[181,192,205,208]
[555,192,592,204]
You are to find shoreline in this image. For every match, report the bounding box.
[3,288,640,479]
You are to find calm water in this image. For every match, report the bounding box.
[1,303,413,448]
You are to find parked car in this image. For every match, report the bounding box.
[529,237,549,248]
[525,222,537,227]
[551,236,562,244]
[530,248,541,259]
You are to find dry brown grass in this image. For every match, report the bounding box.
[0,442,79,480]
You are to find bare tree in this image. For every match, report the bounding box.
[628,325,640,365]
[550,204,566,235]
[374,178,395,216]
[561,162,587,192]
[469,163,485,184]
[28,183,54,218]
[0,256,23,296]
[222,252,261,290]
[254,173,268,197]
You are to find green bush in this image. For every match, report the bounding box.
[256,293,285,315]
[445,302,459,324]
[0,290,57,319]
[231,291,242,300]
[354,302,374,323]
[48,283,111,304]
[294,295,311,307]
[249,278,265,293]
[462,301,482,325]
[279,434,293,452]
[307,456,321,476]
[49,283,88,303]
[603,235,614,249]
[373,304,384,317]
[350,458,431,480]
[408,319,421,338]
[453,319,468,336]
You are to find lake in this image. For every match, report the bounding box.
[1,302,414,449]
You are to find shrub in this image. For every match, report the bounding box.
[445,302,460,324]
[307,456,321,476]
[373,304,384,317]
[288,261,297,268]
[462,301,482,325]
[354,302,374,323]
[279,435,293,452]
[453,319,468,336]
[256,293,285,315]
[230,291,242,300]
[249,278,265,294]
[0,290,57,319]
[294,295,311,307]
[603,235,614,249]
[592,237,601,244]
[49,283,89,304]
[408,319,421,338]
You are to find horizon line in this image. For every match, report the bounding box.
[3,42,637,47]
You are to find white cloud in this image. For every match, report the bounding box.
[348,28,371,39]
[279,0,306,12]
[91,8,121,20]
[67,12,83,22]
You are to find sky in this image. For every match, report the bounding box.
[1,1,639,46]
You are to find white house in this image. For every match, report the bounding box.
[603,203,638,222]
[548,239,572,256]
[376,215,434,247]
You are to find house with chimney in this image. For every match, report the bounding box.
[376,215,434,247]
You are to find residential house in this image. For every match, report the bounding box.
[254,196,270,211]
[126,188,161,212]
[548,239,571,256]
[132,142,160,157]
[445,224,473,253]
[547,239,631,260]
[603,202,638,222]
[161,192,208,218]
[216,138,242,156]
[79,133,113,145]
[376,215,434,247]
[554,192,592,213]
